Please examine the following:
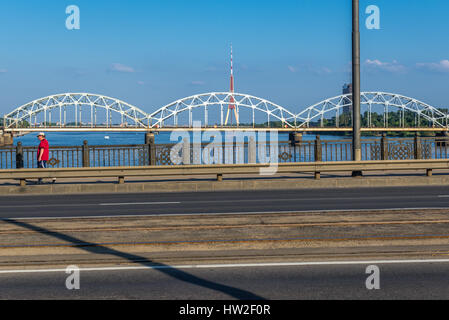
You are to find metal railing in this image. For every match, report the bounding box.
[0,146,15,169]
[2,136,449,169]
[89,145,149,167]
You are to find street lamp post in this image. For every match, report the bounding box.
[352,0,363,176]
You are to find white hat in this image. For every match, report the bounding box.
[37,132,46,137]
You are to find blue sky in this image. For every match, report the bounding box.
[0,0,448,115]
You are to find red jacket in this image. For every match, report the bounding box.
[38,139,50,161]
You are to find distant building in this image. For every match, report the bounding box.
[342,83,352,115]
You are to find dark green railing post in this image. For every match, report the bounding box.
[414,133,422,160]
[16,142,24,169]
[314,135,322,180]
[314,135,322,162]
[290,132,302,162]
[82,140,90,167]
[381,133,388,160]
[145,132,156,166]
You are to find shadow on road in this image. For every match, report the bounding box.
[2,218,265,300]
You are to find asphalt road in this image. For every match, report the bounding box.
[1,261,449,299]
[1,186,449,219]
[2,186,449,300]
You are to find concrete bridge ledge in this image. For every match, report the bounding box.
[2,175,449,196]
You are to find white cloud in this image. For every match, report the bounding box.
[288,66,298,73]
[0,69,7,73]
[110,63,135,73]
[137,81,145,85]
[416,60,449,73]
[364,59,406,73]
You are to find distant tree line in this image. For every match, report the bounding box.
[250,109,449,129]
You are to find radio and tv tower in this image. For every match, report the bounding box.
[225,45,239,126]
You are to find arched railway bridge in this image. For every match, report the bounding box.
[1,92,448,137]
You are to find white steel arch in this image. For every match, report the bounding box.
[147,92,297,128]
[4,93,148,129]
[296,92,448,128]
[3,91,447,130]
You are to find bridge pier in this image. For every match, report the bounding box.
[0,131,13,147]
[289,132,303,146]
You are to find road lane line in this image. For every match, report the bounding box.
[0,202,181,209]
[99,202,181,206]
[2,259,449,274]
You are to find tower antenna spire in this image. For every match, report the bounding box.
[225,44,239,126]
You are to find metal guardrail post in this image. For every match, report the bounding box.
[16,142,24,169]
[381,133,388,160]
[145,133,156,166]
[414,133,422,160]
[248,137,256,164]
[82,140,90,167]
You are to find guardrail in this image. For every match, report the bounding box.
[1,159,448,187]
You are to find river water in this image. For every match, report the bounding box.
[14,132,354,147]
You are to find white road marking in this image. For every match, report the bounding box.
[0,202,181,209]
[2,259,449,274]
[99,202,181,206]
[438,195,449,198]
